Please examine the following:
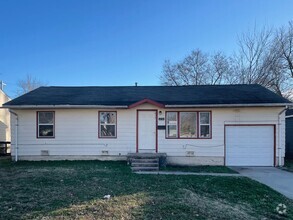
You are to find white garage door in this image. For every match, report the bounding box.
[225,125,274,166]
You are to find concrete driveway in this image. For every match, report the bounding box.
[231,167,293,200]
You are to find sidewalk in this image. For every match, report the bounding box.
[135,171,241,177]
[231,167,293,200]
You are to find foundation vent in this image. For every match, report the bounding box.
[186,151,195,157]
[41,150,49,156]
[101,150,109,155]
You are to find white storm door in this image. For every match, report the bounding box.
[138,111,157,153]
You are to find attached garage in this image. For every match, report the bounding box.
[225,125,275,166]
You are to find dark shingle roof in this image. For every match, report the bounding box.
[4,84,291,107]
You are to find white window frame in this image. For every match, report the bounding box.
[199,112,211,138]
[166,112,178,138]
[99,111,117,138]
[37,111,55,138]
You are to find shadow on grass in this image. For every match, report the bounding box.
[0,159,292,219]
[160,165,237,173]
[283,159,293,172]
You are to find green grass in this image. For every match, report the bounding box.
[160,165,237,173]
[284,159,293,172]
[0,159,293,220]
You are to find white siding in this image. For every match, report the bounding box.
[10,104,286,165]
[159,107,285,160]
[11,109,137,156]
[0,90,10,142]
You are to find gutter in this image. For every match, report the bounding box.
[285,106,293,118]
[9,110,18,162]
[2,105,129,109]
[2,103,292,109]
[165,103,293,108]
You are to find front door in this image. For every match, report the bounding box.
[137,110,157,153]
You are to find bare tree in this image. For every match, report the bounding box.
[222,25,291,97]
[160,60,181,86]
[17,74,47,96]
[209,52,233,84]
[160,22,292,98]
[183,50,210,85]
[274,21,293,78]
[160,49,210,86]
[233,26,274,84]
[160,49,231,86]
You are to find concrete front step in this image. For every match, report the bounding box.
[127,153,166,172]
[127,153,167,159]
[131,162,159,167]
[131,166,159,171]
[131,158,160,160]
[131,158,159,163]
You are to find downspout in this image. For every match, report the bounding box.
[278,106,289,166]
[9,110,18,162]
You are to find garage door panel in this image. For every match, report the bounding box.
[226,126,274,166]
[229,148,273,153]
[229,151,272,156]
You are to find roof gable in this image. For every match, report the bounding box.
[128,99,165,109]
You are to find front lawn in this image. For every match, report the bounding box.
[0,159,292,219]
[160,165,237,173]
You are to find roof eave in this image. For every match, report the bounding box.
[165,103,293,108]
[2,103,292,109]
[2,105,129,109]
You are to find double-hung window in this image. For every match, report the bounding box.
[37,111,55,138]
[199,112,211,138]
[166,112,178,138]
[99,112,117,138]
[166,111,211,139]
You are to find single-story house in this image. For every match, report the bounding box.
[0,88,11,154]
[286,109,293,159]
[3,84,292,166]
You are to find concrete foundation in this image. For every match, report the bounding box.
[167,156,224,166]
[13,155,127,161]
[12,155,281,167]
[276,157,285,167]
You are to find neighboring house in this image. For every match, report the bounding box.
[286,109,293,159]
[0,89,11,153]
[3,84,292,166]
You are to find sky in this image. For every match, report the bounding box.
[0,0,292,98]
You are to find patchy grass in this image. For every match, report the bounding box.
[160,165,237,173]
[283,159,293,172]
[0,159,293,219]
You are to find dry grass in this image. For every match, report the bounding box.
[36,193,149,220]
[0,159,292,220]
[181,188,255,220]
